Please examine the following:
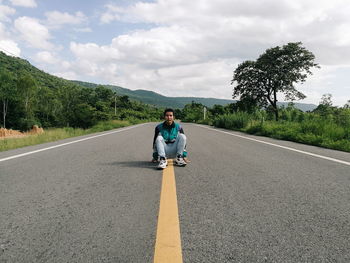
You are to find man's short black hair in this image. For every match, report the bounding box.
[164,108,174,116]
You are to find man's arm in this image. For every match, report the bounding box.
[179,125,184,134]
[153,125,160,148]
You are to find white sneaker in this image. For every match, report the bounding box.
[157,157,168,169]
[175,155,186,166]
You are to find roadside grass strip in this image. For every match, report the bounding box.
[197,125,350,167]
[154,159,183,263]
[0,124,146,163]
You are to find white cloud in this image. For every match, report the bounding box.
[297,64,350,106]
[21,0,347,106]
[34,51,59,64]
[68,33,237,98]
[45,11,87,28]
[111,26,201,67]
[10,0,36,8]
[0,4,16,21]
[0,22,7,37]
[14,16,54,49]
[100,0,350,64]
[70,41,121,63]
[115,60,237,98]
[0,22,20,56]
[0,39,21,56]
[100,4,125,24]
[80,0,349,105]
[53,71,78,80]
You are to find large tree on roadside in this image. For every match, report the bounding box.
[231,42,319,120]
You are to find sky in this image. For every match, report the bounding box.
[0,0,350,106]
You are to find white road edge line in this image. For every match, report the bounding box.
[196,124,350,167]
[0,123,147,163]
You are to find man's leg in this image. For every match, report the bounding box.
[155,136,168,169]
[175,134,187,166]
[176,134,187,156]
[155,135,166,158]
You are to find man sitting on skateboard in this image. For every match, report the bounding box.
[152,108,188,169]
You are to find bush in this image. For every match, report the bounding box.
[17,118,41,132]
[69,103,98,129]
[213,112,251,130]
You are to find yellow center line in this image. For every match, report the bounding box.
[154,159,183,263]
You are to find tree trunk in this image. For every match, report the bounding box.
[114,96,117,116]
[25,96,29,118]
[2,100,7,128]
[274,107,279,121]
[3,100,5,128]
[273,89,279,121]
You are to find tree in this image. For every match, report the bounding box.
[118,95,131,108]
[70,103,97,128]
[344,100,350,109]
[313,93,335,117]
[319,93,333,106]
[210,104,226,117]
[17,73,38,119]
[57,85,81,126]
[229,97,259,114]
[174,108,184,120]
[94,85,114,102]
[0,69,17,128]
[231,42,319,121]
[36,86,61,127]
[182,101,204,122]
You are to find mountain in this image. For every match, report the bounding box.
[277,102,317,112]
[0,51,317,111]
[0,51,75,89]
[73,81,318,111]
[72,80,236,108]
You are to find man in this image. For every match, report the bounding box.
[152,108,187,169]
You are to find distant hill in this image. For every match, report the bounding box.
[277,102,317,112]
[0,51,75,89]
[73,80,236,108]
[0,51,317,111]
[73,81,317,111]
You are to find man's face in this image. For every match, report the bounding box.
[164,111,174,124]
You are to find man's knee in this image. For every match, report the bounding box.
[156,135,164,143]
[178,133,186,141]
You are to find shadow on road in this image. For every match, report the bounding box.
[105,160,158,170]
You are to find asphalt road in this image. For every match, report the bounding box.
[0,123,349,262]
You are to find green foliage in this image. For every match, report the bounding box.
[177,94,347,152]
[174,108,184,120]
[210,104,226,117]
[232,42,319,120]
[0,68,17,128]
[231,97,259,113]
[70,103,98,128]
[17,117,41,131]
[17,72,38,119]
[182,101,205,122]
[0,51,163,131]
[213,112,252,130]
[208,105,350,152]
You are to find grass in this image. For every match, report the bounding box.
[0,119,140,152]
[212,114,350,152]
